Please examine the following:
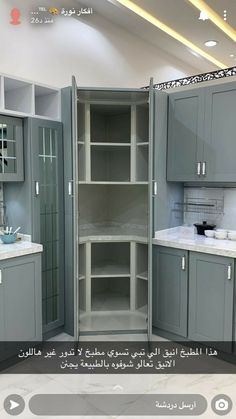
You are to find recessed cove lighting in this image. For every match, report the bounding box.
[190,50,200,58]
[204,40,218,47]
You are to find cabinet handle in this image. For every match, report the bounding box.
[0,269,2,285]
[202,161,206,176]
[196,162,201,176]
[153,181,158,196]
[35,181,40,196]
[227,265,232,280]
[68,180,73,196]
[181,256,186,271]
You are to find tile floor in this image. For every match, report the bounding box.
[0,333,235,418]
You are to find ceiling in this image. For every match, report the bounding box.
[76,0,236,73]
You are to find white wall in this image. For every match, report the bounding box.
[0,0,199,88]
[184,187,236,231]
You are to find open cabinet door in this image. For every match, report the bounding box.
[148,78,154,342]
[72,76,80,342]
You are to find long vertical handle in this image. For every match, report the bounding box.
[153,180,157,196]
[68,180,73,196]
[196,162,201,176]
[181,255,186,271]
[0,269,2,285]
[202,161,206,176]
[35,181,40,196]
[227,265,232,280]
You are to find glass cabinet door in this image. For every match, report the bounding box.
[0,115,24,181]
[31,119,64,336]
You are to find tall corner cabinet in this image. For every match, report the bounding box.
[61,78,183,341]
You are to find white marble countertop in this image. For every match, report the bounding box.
[79,224,148,244]
[153,226,236,258]
[0,237,43,261]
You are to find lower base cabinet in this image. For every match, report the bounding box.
[153,246,235,350]
[153,246,188,337]
[189,252,234,343]
[0,254,42,342]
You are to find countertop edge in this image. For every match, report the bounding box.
[0,243,43,261]
[79,235,148,243]
[152,238,236,258]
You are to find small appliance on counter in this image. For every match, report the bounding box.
[194,221,216,235]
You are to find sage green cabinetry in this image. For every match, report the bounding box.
[189,252,234,343]
[167,82,236,182]
[204,83,236,181]
[0,254,42,341]
[153,246,188,337]
[167,88,204,182]
[4,118,64,339]
[30,119,64,335]
[153,246,234,346]
[0,115,24,181]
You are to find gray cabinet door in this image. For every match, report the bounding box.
[153,246,188,337]
[204,83,236,181]
[189,252,234,343]
[167,89,204,182]
[30,118,64,336]
[0,115,24,181]
[0,254,42,341]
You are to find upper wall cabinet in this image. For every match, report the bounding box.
[0,115,24,181]
[167,82,236,182]
[204,83,236,182]
[167,88,205,182]
[0,75,60,121]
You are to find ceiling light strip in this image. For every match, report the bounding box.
[188,0,236,43]
[114,0,227,69]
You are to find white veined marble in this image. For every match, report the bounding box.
[0,238,42,260]
[0,333,235,419]
[153,226,236,258]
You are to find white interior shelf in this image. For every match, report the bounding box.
[90,104,131,143]
[35,85,60,119]
[91,277,130,311]
[136,271,148,281]
[4,77,33,114]
[78,240,148,328]
[0,74,60,120]
[77,100,149,183]
[77,89,149,333]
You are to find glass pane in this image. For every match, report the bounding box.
[4,158,16,173]
[4,141,16,158]
[39,127,61,329]
[0,123,17,174]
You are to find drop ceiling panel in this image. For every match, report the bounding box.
[77,0,236,72]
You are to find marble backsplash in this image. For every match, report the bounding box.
[184,187,236,230]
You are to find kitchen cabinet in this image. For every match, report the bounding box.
[153,244,235,349]
[0,115,24,181]
[0,254,42,341]
[204,83,236,182]
[4,118,64,339]
[30,119,64,336]
[167,88,205,182]
[62,79,155,340]
[189,252,234,344]
[153,246,188,337]
[167,81,236,182]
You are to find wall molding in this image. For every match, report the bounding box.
[146,66,236,91]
